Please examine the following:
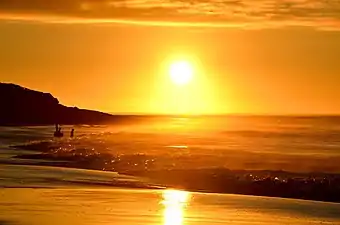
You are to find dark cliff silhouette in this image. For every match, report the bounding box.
[0,83,115,125]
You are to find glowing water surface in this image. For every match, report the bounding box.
[1,188,340,225]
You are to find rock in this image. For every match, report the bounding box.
[0,83,114,125]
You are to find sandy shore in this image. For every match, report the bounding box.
[1,188,340,225]
[1,165,340,225]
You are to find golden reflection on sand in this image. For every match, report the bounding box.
[162,190,190,225]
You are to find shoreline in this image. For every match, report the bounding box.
[6,149,340,204]
[1,162,340,206]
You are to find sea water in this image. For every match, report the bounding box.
[2,116,340,172]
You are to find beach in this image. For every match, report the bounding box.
[1,117,340,224]
[2,186,340,225]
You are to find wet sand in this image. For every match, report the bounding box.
[1,188,340,225]
[0,165,340,225]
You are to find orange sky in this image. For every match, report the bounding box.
[1,1,340,115]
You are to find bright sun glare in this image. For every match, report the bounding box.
[169,61,194,86]
[162,190,190,225]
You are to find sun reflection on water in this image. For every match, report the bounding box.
[162,190,190,225]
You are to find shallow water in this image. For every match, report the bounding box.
[0,164,157,188]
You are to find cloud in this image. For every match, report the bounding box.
[0,0,340,29]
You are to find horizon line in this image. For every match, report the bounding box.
[104,113,340,117]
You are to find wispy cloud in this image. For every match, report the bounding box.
[0,0,340,29]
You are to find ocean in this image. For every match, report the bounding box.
[2,116,340,172]
[1,116,340,224]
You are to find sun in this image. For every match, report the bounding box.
[169,61,194,85]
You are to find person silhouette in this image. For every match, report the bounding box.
[54,125,64,137]
[58,128,64,137]
[70,128,74,138]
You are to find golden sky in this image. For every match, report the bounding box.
[0,0,340,114]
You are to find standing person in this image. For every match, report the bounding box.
[54,124,63,137]
[58,127,63,137]
[70,128,74,138]
[54,124,59,137]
